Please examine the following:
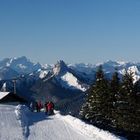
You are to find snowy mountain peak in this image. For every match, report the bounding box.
[57,60,67,69]
[42,60,88,92]
[53,60,68,75]
[0,56,42,75]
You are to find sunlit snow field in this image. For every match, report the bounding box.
[0,104,124,140]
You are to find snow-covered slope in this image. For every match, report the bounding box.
[43,60,88,92]
[61,72,86,91]
[13,104,123,140]
[0,92,10,99]
[1,104,123,140]
[0,104,24,140]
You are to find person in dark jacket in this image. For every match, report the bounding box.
[44,101,48,115]
[38,101,43,112]
[35,101,39,112]
[30,102,35,112]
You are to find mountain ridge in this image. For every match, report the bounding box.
[1,56,140,115]
[1,56,140,84]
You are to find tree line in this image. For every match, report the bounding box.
[80,66,140,135]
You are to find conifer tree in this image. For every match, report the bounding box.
[109,70,120,127]
[80,67,140,134]
[116,70,137,132]
[80,66,110,127]
[79,87,93,120]
[133,80,140,133]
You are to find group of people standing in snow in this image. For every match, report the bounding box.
[30,101,54,115]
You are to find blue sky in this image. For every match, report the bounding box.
[0,0,140,64]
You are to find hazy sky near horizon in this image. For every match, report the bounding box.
[0,0,140,64]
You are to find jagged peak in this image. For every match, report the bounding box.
[56,60,67,67]
[53,60,68,75]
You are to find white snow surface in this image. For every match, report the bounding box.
[61,72,86,91]
[37,69,49,79]
[61,115,124,140]
[0,104,125,140]
[0,92,9,99]
[0,104,24,140]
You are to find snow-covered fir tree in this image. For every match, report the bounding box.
[109,70,121,127]
[80,66,110,127]
[133,80,140,133]
[116,70,137,132]
[80,67,140,135]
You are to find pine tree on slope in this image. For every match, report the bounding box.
[133,79,140,133]
[116,70,137,132]
[109,70,121,128]
[80,66,110,127]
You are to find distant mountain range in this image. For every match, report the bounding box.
[0,56,140,84]
[0,56,140,114]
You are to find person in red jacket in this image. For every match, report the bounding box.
[47,101,54,115]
